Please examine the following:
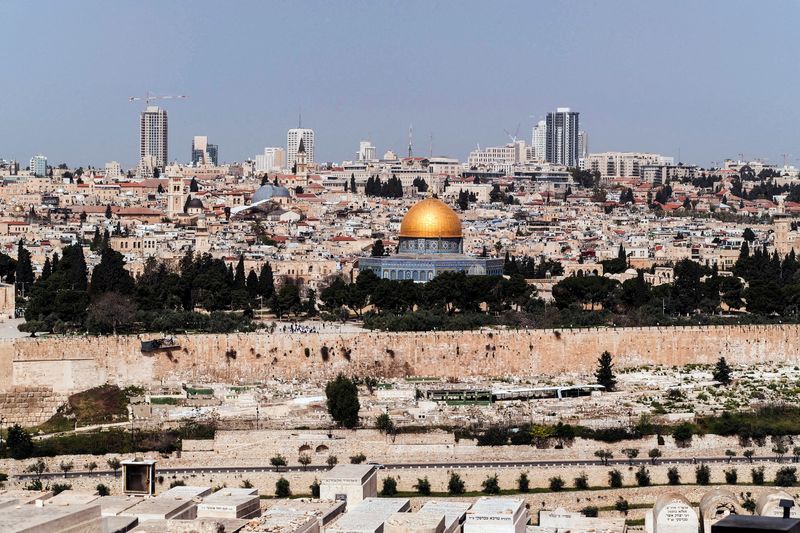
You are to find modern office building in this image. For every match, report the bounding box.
[140,106,168,169]
[254,147,286,173]
[191,135,218,166]
[531,120,547,162]
[357,140,376,162]
[287,128,314,170]
[578,130,589,159]
[545,107,580,167]
[29,155,47,177]
[584,152,674,179]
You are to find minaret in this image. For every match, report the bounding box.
[166,175,185,219]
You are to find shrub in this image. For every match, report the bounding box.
[581,506,599,518]
[448,472,465,495]
[414,477,431,495]
[275,477,291,498]
[615,498,630,515]
[6,424,34,459]
[376,413,394,434]
[327,455,338,467]
[608,469,623,488]
[751,466,765,485]
[270,454,287,468]
[51,483,71,495]
[695,464,711,485]
[517,472,530,493]
[635,466,651,487]
[381,476,398,496]
[724,468,738,484]
[310,480,320,498]
[672,423,695,446]
[241,479,254,489]
[482,474,500,494]
[775,467,798,487]
[549,476,565,492]
[96,483,109,496]
[574,473,589,490]
[667,466,681,485]
[349,453,366,464]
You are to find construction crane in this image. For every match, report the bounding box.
[503,123,521,143]
[128,92,189,106]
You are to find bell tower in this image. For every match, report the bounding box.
[167,176,185,219]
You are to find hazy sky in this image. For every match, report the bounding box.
[3,0,799,168]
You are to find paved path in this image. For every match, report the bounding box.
[11,455,789,480]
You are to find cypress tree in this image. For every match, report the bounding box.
[41,257,52,281]
[259,262,274,299]
[246,270,259,298]
[234,256,246,288]
[595,351,617,391]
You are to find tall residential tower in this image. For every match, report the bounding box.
[140,106,168,170]
[545,107,579,167]
[287,128,314,171]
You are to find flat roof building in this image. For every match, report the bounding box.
[384,511,446,533]
[463,497,527,533]
[418,501,471,533]
[320,464,378,506]
[197,487,260,520]
[326,497,411,533]
[0,503,102,533]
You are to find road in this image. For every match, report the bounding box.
[11,455,790,480]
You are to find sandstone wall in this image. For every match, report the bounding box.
[0,386,66,426]
[4,324,800,393]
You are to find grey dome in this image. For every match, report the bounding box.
[186,198,204,209]
[252,184,291,204]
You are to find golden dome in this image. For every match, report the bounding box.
[399,198,463,239]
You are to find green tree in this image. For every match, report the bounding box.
[381,476,398,496]
[775,467,797,487]
[270,454,287,467]
[447,472,465,495]
[595,351,617,391]
[258,262,274,300]
[482,474,501,494]
[635,466,651,486]
[325,374,361,428]
[275,477,291,497]
[574,472,589,490]
[724,468,738,484]
[594,449,613,465]
[6,424,34,459]
[695,464,711,485]
[751,466,765,485]
[310,480,320,498]
[648,448,662,464]
[713,357,733,385]
[549,476,565,491]
[107,457,121,477]
[621,448,639,465]
[667,466,681,485]
[376,413,394,434]
[414,476,431,495]
[96,483,110,496]
[371,239,386,257]
[608,469,623,488]
[517,472,530,492]
[15,240,34,295]
[298,453,312,470]
[90,247,135,299]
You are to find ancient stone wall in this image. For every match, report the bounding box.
[3,324,800,393]
[0,386,66,425]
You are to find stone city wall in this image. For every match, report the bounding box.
[0,386,66,426]
[1,324,799,393]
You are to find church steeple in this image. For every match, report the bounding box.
[298,137,306,154]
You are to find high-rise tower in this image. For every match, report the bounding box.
[545,107,579,167]
[287,128,314,171]
[140,106,168,169]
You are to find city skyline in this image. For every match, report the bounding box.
[2,0,800,168]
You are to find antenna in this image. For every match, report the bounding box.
[429,133,433,158]
[299,106,302,128]
[408,123,413,158]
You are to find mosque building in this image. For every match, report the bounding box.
[358,197,504,281]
